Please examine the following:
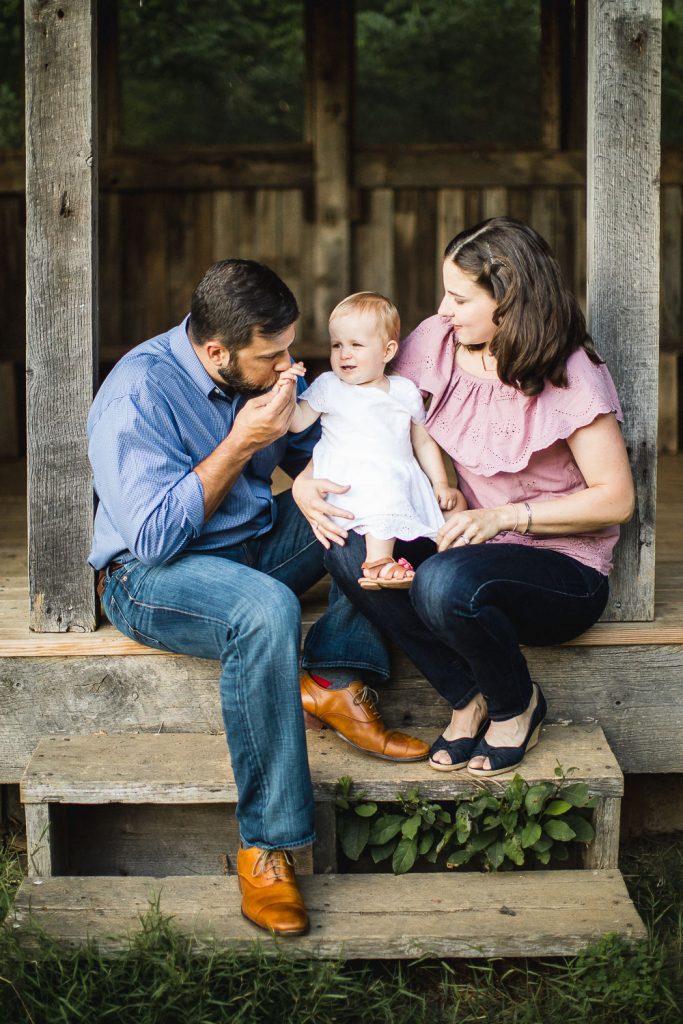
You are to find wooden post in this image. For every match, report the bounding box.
[25,0,98,632]
[540,0,562,150]
[306,0,353,353]
[586,0,661,621]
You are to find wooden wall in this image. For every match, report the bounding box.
[0,173,679,360]
[0,168,680,454]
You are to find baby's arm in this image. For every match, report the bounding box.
[411,422,467,512]
[275,363,322,433]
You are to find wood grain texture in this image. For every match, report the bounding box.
[4,147,683,195]
[587,0,661,620]
[19,724,622,805]
[25,0,98,632]
[11,871,646,956]
[583,797,622,870]
[307,0,352,352]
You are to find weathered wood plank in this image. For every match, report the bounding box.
[540,0,563,150]
[0,365,19,458]
[353,189,394,298]
[3,642,683,782]
[25,0,98,632]
[435,190,466,307]
[24,802,52,877]
[4,147,683,196]
[658,352,679,455]
[19,725,622,805]
[12,871,646,956]
[307,0,352,353]
[583,796,621,870]
[660,186,682,354]
[587,0,661,620]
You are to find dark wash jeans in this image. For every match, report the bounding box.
[100,490,389,851]
[325,534,609,721]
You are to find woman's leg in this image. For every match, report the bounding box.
[324,531,481,709]
[410,543,608,719]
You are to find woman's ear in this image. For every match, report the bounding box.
[384,339,399,363]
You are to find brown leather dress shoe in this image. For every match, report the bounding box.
[237,846,309,936]
[300,672,429,762]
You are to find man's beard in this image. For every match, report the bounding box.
[217,361,276,395]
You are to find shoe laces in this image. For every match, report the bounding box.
[353,685,380,719]
[252,848,294,882]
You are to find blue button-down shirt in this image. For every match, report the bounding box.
[87,317,319,569]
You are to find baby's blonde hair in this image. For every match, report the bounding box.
[329,292,400,344]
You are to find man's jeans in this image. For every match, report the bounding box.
[326,533,609,721]
[100,490,389,850]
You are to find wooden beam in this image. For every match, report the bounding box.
[587,0,661,621]
[540,0,562,149]
[3,146,683,194]
[25,0,98,632]
[306,0,353,351]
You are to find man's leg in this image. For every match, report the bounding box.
[252,489,391,681]
[101,552,312,935]
[252,490,429,761]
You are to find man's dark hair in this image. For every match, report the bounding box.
[189,259,299,353]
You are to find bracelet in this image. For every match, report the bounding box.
[521,501,533,535]
[509,503,520,533]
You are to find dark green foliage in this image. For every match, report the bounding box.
[356,0,541,144]
[119,0,305,146]
[663,0,683,143]
[335,768,597,874]
[0,0,22,149]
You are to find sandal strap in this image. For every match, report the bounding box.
[361,558,397,571]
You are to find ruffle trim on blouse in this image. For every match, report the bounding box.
[395,316,624,477]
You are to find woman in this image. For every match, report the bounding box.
[293,218,634,777]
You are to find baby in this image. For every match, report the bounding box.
[281,292,465,588]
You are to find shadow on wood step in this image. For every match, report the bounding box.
[10,871,646,958]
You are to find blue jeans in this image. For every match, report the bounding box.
[326,534,609,721]
[100,490,389,849]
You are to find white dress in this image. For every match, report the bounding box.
[299,372,444,541]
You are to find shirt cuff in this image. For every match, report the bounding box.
[173,470,205,537]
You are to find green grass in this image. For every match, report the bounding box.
[1,834,682,1024]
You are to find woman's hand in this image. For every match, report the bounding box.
[436,506,511,553]
[292,470,353,549]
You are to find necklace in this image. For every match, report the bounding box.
[467,342,491,371]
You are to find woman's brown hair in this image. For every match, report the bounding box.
[444,217,602,396]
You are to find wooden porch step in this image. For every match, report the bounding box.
[10,870,646,958]
[21,724,622,805]
[21,725,623,878]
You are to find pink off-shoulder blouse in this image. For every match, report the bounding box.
[394,315,624,575]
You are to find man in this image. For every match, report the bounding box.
[88,259,428,937]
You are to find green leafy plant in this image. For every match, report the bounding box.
[335,766,598,874]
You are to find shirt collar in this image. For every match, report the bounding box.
[169,315,228,400]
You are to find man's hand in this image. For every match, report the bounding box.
[292,472,353,549]
[231,380,298,452]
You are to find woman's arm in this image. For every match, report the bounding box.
[436,413,635,552]
[411,422,466,512]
